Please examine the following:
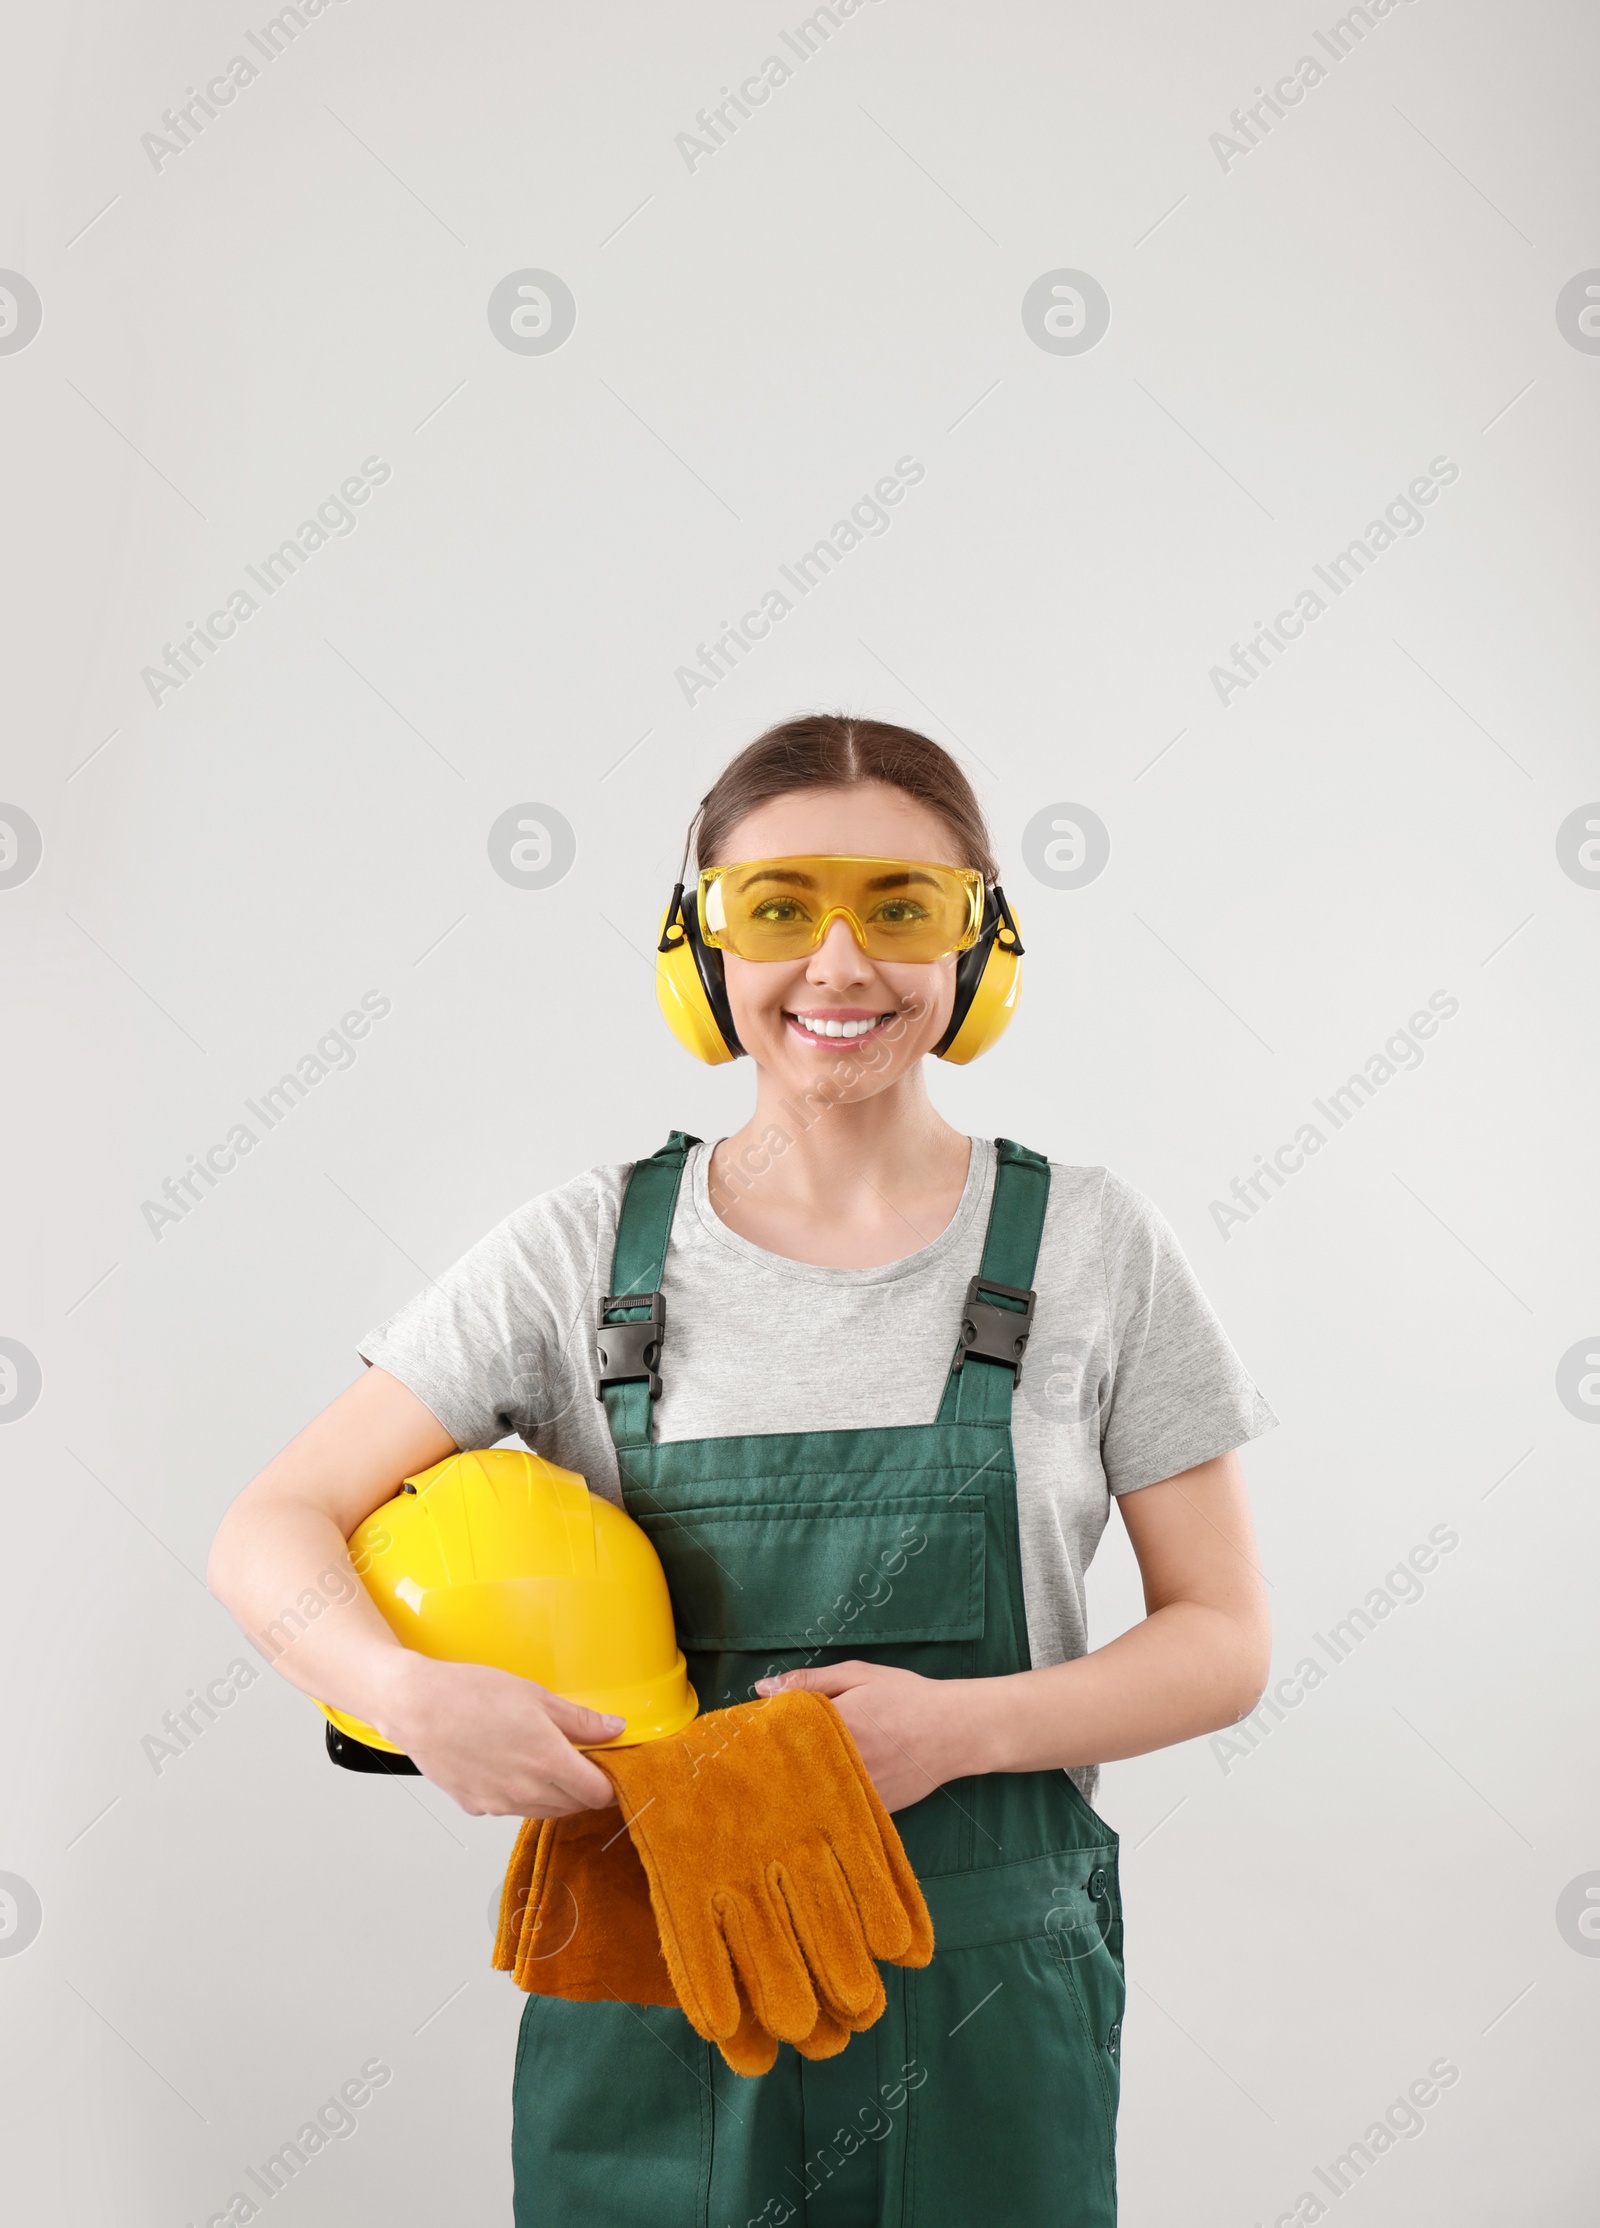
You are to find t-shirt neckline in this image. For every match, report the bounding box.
[684,1134,994,1286]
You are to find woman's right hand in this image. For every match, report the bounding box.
[375,1653,624,1818]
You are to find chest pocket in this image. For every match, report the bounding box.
[635,1499,985,1654]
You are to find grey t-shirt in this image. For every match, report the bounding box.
[358,1138,1276,1801]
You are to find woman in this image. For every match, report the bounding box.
[209,713,1275,2226]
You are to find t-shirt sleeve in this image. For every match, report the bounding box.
[1097,1172,1277,1494]
[355,1167,613,1452]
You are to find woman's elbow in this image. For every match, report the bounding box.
[1216,1609,1274,1727]
[204,1503,247,1609]
[204,1470,280,1609]
[1230,1639,1274,1720]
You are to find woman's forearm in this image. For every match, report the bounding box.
[957,1601,1270,1777]
[209,1371,626,1815]
[207,1484,412,1720]
[206,1365,455,1734]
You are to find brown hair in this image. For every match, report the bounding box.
[690,713,998,883]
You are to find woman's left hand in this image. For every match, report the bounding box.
[754,1660,978,1812]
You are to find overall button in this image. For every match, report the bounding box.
[1087,1867,1108,1901]
[1107,2018,1121,2058]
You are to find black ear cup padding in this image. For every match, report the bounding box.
[677,889,744,1058]
[933,885,1004,1057]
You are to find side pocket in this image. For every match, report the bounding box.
[511,1999,712,2228]
[903,1941,1116,2226]
[1049,1865,1124,2164]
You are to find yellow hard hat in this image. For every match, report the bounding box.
[317,1448,697,1761]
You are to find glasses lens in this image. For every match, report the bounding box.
[707,859,977,961]
[715,863,820,957]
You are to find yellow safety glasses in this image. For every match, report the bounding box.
[698,855,986,964]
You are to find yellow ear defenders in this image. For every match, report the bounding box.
[654,870,1024,1066]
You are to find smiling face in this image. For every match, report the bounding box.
[709,781,974,1093]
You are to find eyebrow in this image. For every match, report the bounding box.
[729,865,948,893]
[732,868,818,891]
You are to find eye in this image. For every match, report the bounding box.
[750,897,813,925]
[869,897,932,925]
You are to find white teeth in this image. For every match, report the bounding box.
[795,1014,883,1039]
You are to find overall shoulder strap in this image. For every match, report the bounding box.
[937,1138,1052,1428]
[597,1131,700,1449]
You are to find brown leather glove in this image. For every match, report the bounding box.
[494,1802,847,2075]
[494,1802,675,2004]
[493,1691,932,2075]
[595,1690,932,2058]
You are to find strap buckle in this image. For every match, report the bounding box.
[952,1274,1035,1382]
[596,1290,666,1401]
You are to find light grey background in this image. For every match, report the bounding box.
[1,1,1596,2221]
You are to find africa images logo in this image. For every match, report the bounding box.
[1208,992,1459,1239]
[0,269,44,355]
[140,457,392,708]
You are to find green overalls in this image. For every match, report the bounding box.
[512,1135,1125,2227]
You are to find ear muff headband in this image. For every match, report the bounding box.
[653,877,1023,1066]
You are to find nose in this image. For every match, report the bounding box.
[806,914,871,984]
